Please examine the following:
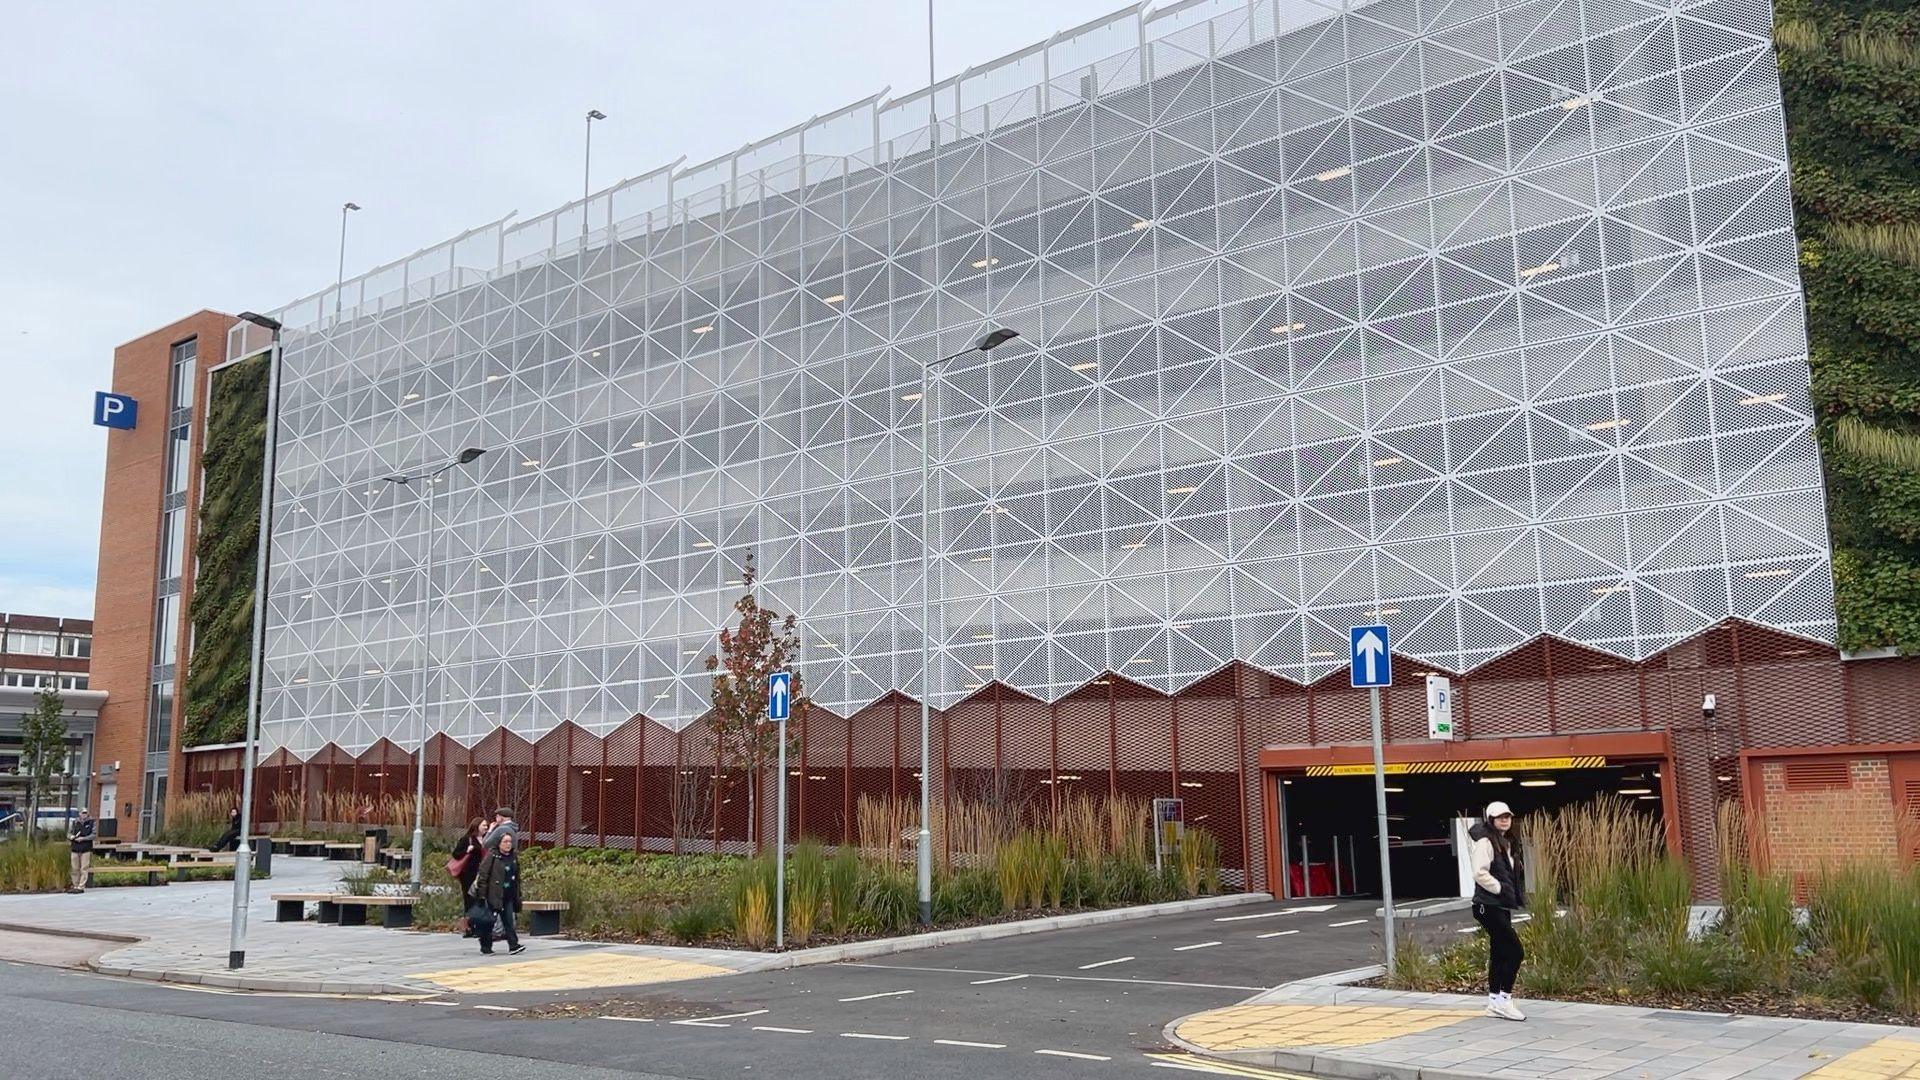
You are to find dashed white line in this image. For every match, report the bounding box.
[1328,919,1366,928]
[969,973,1029,985]
[416,1000,462,1007]
[1173,941,1222,951]
[1036,1049,1111,1061]
[752,1026,813,1034]
[674,1020,733,1028]
[936,1039,1007,1049]
[1257,929,1300,939]
[839,1032,910,1041]
[672,1008,769,1026]
[471,1005,518,1012]
[1077,956,1134,969]
[1213,904,1335,922]
[600,1016,655,1023]
[838,990,913,1002]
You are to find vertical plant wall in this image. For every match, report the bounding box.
[1777,1,1920,649]
[183,351,268,746]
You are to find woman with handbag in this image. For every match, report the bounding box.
[447,819,484,936]
[467,830,525,955]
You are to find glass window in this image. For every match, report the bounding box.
[147,680,174,754]
[6,632,57,656]
[60,634,90,659]
[166,425,193,495]
[170,339,197,410]
[160,507,187,579]
[153,593,180,665]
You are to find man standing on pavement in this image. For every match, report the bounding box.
[483,807,518,853]
[66,809,95,893]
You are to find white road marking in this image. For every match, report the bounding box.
[1036,1049,1111,1061]
[753,1026,813,1034]
[416,1000,461,1007]
[1214,904,1336,922]
[838,990,913,1002]
[936,1039,1007,1048]
[677,1008,769,1024]
[1256,929,1300,939]
[1328,919,1366,927]
[674,1020,732,1028]
[1152,1062,1232,1074]
[600,1016,655,1023]
[160,985,239,995]
[472,1005,518,1012]
[845,962,1262,992]
[1077,956,1135,969]
[969,973,1029,985]
[840,1032,910,1041]
[1456,926,1479,933]
[1173,941,1222,951]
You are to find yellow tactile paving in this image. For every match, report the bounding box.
[1174,1004,1476,1053]
[1806,1038,1920,1080]
[413,952,734,993]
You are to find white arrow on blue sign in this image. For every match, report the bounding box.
[767,671,792,721]
[1350,625,1392,688]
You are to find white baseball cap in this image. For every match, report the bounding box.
[1485,801,1513,819]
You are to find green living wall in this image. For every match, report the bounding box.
[1778,0,1920,649]
[183,351,268,746]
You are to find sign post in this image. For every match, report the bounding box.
[1350,624,1397,974]
[768,671,792,949]
[1152,797,1185,873]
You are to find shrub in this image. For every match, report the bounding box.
[665,899,727,944]
[860,863,917,935]
[1179,829,1221,897]
[786,840,826,946]
[934,866,1000,923]
[1727,867,1797,992]
[825,845,862,934]
[1809,864,1882,967]
[1102,855,1153,906]
[1387,933,1440,990]
[0,842,69,893]
[151,792,231,850]
[730,858,777,949]
[1875,867,1920,1015]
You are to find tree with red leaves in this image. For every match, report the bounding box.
[705,554,806,849]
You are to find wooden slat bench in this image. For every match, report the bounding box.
[331,895,418,928]
[288,839,328,858]
[271,892,344,924]
[90,866,168,887]
[522,900,570,936]
[323,843,361,862]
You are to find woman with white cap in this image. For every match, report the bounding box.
[1469,800,1526,1020]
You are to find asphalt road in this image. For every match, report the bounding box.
[2,897,1444,1080]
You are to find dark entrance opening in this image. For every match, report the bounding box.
[1277,761,1665,900]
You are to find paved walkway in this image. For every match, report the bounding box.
[0,855,770,994]
[1168,979,1920,1080]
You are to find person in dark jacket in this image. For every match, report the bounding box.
[67,810,95,893]
[451,819,485,936]
[468,830,525,955]
[1469,800,1526,1020]
[212,807,241,853]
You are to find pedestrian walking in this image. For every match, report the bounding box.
[468,830,525,956]
[447,818,485,936]
[212,806,241,852]
[66,809,95,893]
[482,806,518,853]
[1470,800,1526,1020]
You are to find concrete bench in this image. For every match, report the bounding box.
[272,892,345,924]
[90,866,168,888]
[522,900,570,936]
[331,895,419,928]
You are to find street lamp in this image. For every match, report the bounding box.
[382,446,488,891]
[916,326,1020,925]
[583,110,607,236]
[228,309,283,971]
[334,203,362,324]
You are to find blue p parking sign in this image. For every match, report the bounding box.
[94,391,137,430]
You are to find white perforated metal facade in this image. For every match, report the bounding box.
[254,0,1833,759]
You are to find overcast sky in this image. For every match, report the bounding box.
[0,1,1130,620]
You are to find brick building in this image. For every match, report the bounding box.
[0,613,101,831]
[90,311,234,837]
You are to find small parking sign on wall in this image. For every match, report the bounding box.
[93,392,137,430]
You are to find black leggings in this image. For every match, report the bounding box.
[1474,903,1524,994]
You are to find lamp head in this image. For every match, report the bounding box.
[382,475,409,485]
[236,311,282,332]
[343,202,362,212]
[976,327,1020,352]
[587,109,607,121]
[457,447,487,465]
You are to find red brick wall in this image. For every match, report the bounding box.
[1756,755,1905,878]
[91,311,232,833]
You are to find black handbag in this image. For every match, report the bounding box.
[465,902,495,936]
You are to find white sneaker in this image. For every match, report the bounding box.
[1492,998,1526,1021]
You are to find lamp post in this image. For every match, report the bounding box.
[916,326,1020,925]
[382,447,488,891]
[334,202,361,324]
[583,110,606,237]
[228,309,282,971]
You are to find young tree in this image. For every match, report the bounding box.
[19,686,69,839]
[705,554,807,850]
